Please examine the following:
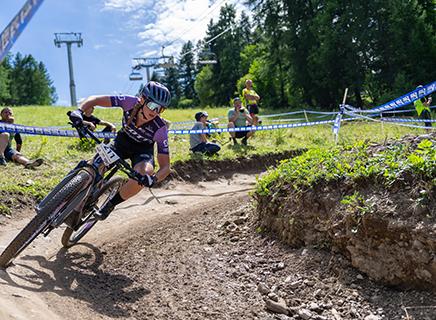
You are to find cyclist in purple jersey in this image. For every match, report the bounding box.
[69,81,172,220]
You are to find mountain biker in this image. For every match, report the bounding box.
[69,81,171,220]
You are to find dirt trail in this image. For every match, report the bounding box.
[0,172,434,320]
[0,174,255,320]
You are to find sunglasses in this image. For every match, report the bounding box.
[141,99,164,114]
[146,101,165,113]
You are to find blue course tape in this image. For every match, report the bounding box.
[344,111,436,130]
[381,118,436,123]
[0,123,116,138]
[345,81,436,113]
[380,105,436,114]
[0,119,345,137]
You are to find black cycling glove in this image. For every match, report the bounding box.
[68,109,84,126]
[139,174,157,188]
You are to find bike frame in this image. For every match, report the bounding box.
[38,124,141,232]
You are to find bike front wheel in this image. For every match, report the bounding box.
[0,171,92,268]
[61,176,125,248]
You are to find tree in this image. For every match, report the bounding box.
[161,65,181,107]
[178,41,196,100]
[201,4,244,105]
[8,53,57,105]
[0,55,12,104]
[194,65,214,106]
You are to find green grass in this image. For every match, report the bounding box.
[0,105,428,204]
[256,138,436,196]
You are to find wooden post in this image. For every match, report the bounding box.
[303,109,309,122]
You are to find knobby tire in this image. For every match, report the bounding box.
[0,171,92,268]
[61,176,125,248]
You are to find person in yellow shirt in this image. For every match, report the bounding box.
[413,85,432,128]
[242,79,261,126]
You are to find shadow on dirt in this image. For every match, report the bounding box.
[0,243,149,318]
[122,187,254,209]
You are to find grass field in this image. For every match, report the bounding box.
[0,104,428,213]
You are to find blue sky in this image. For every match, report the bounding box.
[1,0,246,106]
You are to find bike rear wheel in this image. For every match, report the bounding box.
[61,176,125,248]
[0,171,92,268]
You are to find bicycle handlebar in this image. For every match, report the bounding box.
[68,119,153,187]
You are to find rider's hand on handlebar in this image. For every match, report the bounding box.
[138,174,157,188]
[67,109,84,126]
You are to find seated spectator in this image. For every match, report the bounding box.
[227,97,254,145]
[190,111,221,156]
[0,107,43,168]
[82,106,116,143]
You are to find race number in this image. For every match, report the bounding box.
[95,144,120,166]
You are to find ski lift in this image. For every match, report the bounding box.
[198,47,217,65]
[156,56,177,69]
[158,47,177,68]
[129,69,143,81]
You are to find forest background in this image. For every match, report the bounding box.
[0,0,435,110]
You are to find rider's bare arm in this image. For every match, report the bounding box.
[99,120,116,131]
[79,96,112,113]
[155,153,170,182]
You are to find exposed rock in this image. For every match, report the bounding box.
[265,298,289,315]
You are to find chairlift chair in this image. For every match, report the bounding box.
[129,70,143,81]
[198,48,217,65]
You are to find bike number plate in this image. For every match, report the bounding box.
[95,144,120,166]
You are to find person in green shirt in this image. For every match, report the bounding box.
[242,79,261,125]
[227,97,254,145]
[413,85,432,128]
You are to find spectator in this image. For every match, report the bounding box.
[414,86,432,128]
[242,79,261,126]
[190,111,221,156]
[0,107,43,168]
[227,97,254,145]
[82,105,116,143]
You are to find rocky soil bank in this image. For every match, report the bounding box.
[255,134,436,290]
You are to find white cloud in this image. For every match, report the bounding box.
[103,0,249,58]
[102,0,155,12]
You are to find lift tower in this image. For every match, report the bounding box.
[54,32,83,106]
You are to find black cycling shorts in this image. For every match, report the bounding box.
[235,131,248,139]
[247,104,259,115]
[113,131,154,167]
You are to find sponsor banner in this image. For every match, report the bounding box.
[344,81,435,114]
[0,0,45,62]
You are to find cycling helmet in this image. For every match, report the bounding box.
[139,81,171,107]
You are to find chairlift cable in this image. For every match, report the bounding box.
[164,0,230,48]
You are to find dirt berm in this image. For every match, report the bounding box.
[255,134,436,290]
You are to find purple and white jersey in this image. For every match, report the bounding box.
[110,95,169,155]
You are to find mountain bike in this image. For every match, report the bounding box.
[0,119,146,268]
